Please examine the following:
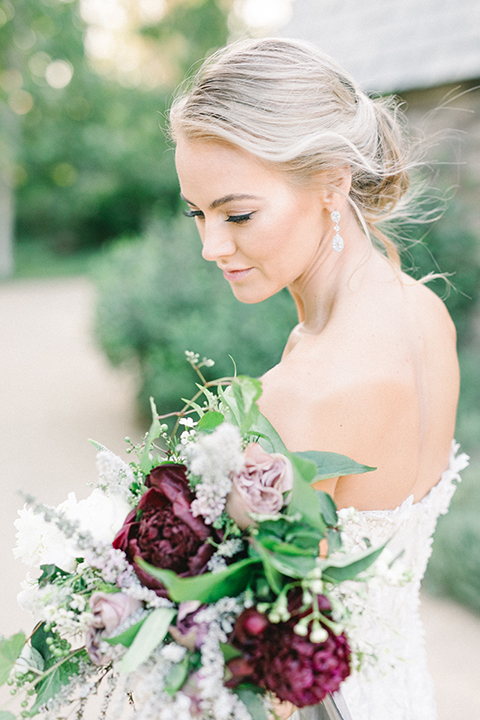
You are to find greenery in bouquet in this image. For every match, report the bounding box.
[2,354,384,720]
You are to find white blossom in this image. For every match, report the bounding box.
[95,449,137,500]
[184,423,244,524]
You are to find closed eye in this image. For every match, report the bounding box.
[183,209,204,219]
[226,212,254,224]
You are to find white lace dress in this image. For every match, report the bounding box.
[308,441,468,720]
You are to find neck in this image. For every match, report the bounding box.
[288,210,387,334]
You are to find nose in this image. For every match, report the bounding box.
[201,223,236,262]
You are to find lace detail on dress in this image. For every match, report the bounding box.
[331,441,469,720]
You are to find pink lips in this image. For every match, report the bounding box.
[222,267,253,282]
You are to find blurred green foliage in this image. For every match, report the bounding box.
[93,218,297,416]
[0,0,234,252]
[402,196,480,346]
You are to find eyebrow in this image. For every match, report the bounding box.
[180,193,263,210]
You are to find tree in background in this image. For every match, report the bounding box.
[0,0,237,252]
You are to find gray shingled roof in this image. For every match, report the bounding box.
[281,0,480,93]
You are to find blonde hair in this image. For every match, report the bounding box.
[169,37,415,265]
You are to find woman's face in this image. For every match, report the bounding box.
[175,136,330,304]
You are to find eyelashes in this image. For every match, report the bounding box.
[226,212,254,224]
[183,209,254,224]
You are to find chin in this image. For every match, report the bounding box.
[228,284,277,305]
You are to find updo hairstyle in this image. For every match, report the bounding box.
[169,38,413,265]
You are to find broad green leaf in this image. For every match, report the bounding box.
[105,618,146,647]
[31,623,54,665]
[316,491,338,526]
[164,655,189,695]
[0,712,16,720]
[218,385,241,427]
[119,608,176,674]
[31,654,82,713]
[232,376,262,416]
[249,412,288,454]
[233,684,268,720]
[220,642,243,663]
[232,377,261,434]
[326,528,343,554]
[285,528,323,551]
[196,411,225,433]
[251,541,283,593]
[294,450,376,482]
[0,633,26,686]
[287,457,327,533]
[260,539,316,557]
[137,556,260,603]
[140,398,163,474]
[38,564,71,588]
[322,545,385,583]
[267,552,317,579]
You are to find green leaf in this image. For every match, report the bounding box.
[250,541,283,593]
[31,623,54,666]
[0,712,17,720]
[284,528,323,551]
[267,552,316,579]
[220,643,243,663]
[232,684,268,720]
[232,376,262,434]
[105,618,146,647]
[31,654,82,714]
[233,376,262,416]
[0,633,26,686]
[88,439,110,452]
[119,608,176,674]
[322,544,386,583]
[140,398,163,474]
[37,565,71,588]
[293,450,376,482]
[326,528,343,554]
[164,655,189,695]
[287,457,327,533]
[316,491,338,526]
[218,385,241,427]
[249,412,288,454]
[196,411,224,433]
[260,539,315,557]
[136,556,260,603]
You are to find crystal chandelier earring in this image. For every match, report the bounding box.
[331,211,344,252]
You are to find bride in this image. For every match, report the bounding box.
[170,37,466,720]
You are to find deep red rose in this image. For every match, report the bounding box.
[113,464,218,596]
[226,589,351,707]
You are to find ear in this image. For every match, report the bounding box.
[321,166,352,212]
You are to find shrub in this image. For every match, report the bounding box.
[93,219,297,417]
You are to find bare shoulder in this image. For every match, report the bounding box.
[402,274,457,342]
[258,333,418,454]
[259,349,420,508]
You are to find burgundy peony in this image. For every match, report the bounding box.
[226,590,351,707]
[113,464,218,595]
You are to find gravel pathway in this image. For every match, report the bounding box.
[1,276,478,718]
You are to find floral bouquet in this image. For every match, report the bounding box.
[2,353,383,720]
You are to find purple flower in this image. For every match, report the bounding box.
[113,464,219,596]
[85,592,142,665]
[226,590,351,707]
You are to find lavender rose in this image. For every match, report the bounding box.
[226,443,294,528]
[113,464,219,595]
[85,592,142,665]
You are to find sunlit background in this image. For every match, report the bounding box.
[1,2,480,716]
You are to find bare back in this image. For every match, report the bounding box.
[258,262,459,511]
